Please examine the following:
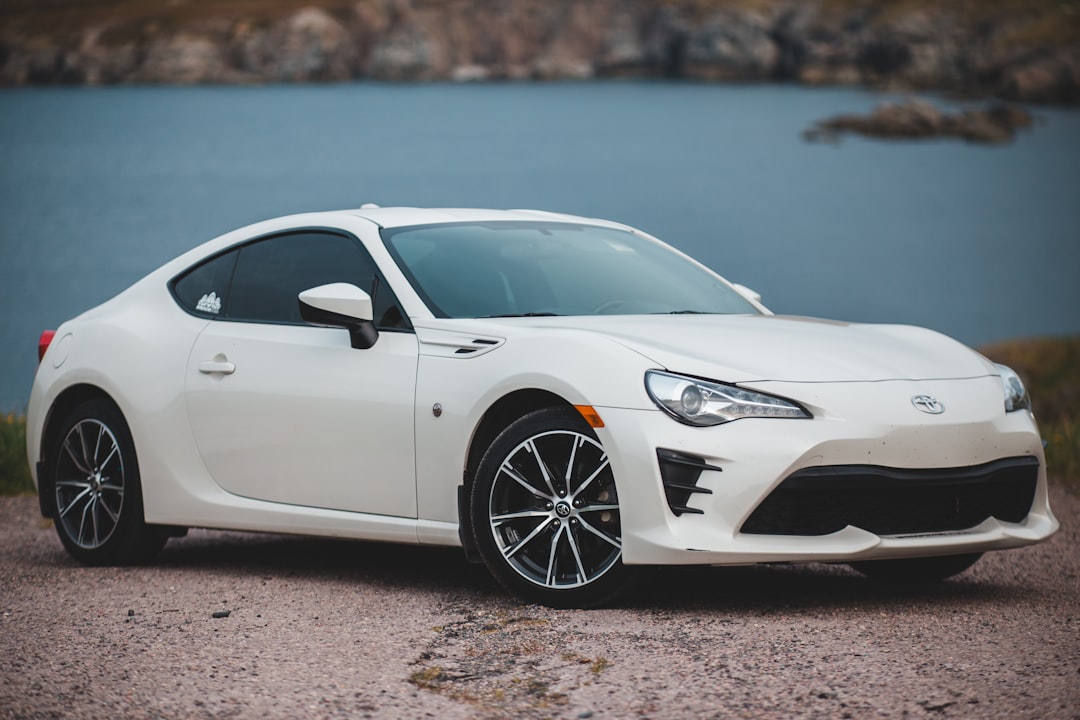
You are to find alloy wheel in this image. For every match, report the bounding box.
[55,418,126,550]
[488,429,622,590]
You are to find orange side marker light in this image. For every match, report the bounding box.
[574,405,605,428]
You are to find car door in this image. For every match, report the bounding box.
[180,230,419,517]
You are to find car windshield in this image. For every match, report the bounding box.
[381,222,758,318]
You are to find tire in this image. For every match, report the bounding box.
[849,553,983,583]
[470,406,631,608]
[49,398,166,565]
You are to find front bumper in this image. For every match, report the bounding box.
[597,376,1058,566]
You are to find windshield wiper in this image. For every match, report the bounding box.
[664,310,709,314]
[482,312,561,318]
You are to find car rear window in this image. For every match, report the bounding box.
[172,250,237,318]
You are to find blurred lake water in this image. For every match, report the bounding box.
[1,82,1078,408]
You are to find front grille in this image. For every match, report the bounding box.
[740,456,1039,536]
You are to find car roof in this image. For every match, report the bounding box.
[146,206,641,290]
[340,206,625,230]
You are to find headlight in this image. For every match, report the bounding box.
[645,370,810,426]
[995,363,1031,413]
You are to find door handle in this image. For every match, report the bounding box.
[198,358,236,375]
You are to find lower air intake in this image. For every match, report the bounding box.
[740,456,1039,536]
[656,449,719,516]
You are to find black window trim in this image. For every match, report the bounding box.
[168,226,413,333]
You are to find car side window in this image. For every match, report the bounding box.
[226,231,409,329]
[172,250,238,318]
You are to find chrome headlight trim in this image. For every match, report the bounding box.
[645,370,811,427]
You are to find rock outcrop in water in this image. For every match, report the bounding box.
[1,0,1078,104]
[803,99,1037,145]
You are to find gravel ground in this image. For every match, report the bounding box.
[1,486,1077,720]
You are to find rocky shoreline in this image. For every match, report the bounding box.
[2,0,1079,104]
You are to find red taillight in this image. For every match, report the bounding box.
[38,330,56,363]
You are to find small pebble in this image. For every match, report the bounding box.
[212,610,231,619]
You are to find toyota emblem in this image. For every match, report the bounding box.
[911,395,945,414]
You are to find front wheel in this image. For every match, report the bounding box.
[49,398,166,565]
[849,553,983,583]
[471,406,631,608]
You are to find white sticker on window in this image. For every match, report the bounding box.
[196,292,222,314]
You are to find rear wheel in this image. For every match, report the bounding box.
[471,406,630,608]
[849,553,983,583]
[50,399,166,565]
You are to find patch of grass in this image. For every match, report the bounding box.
[408,666,445,690]
[815,0,1080,47]
[979,336,1080,425]
[0,411,34,496]
[980,336,1080,490]
[998,9,1080,50]
[478,611,551,634]
[509,640,545,655]
[589,656,611,675]
[1040,418,1080,489]
[509,676,563,702]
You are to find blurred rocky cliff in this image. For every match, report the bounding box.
[2,0,1078,103]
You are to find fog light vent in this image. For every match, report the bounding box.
[656,449,720,516]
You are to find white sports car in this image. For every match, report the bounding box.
[27,207,1058,607]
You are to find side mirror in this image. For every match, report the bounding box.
[732,283,762,305]
[299,283,379,349]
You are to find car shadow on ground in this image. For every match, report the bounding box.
[148,527,1036,615]
[628,563,1020,615]
[155,528,496,594]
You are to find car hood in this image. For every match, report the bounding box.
[480,314,994,383]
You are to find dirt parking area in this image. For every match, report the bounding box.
[1,485,1077,720]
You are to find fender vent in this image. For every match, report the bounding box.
[417,328,505,358]
[657,449,720,516]
[455,339,500,354]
